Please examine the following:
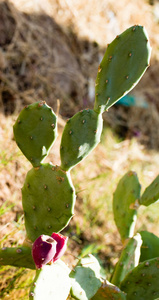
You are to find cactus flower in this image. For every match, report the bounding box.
[32,233,68,269]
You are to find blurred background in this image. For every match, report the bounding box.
[0,0,159,299]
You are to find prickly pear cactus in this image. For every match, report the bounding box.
[0,246,35,269]
[139,231,159,262]
[91,281,126,300]
[120,257,159,299]
[111,233,142,287]
[94,25,151,113]
[60,109,103,171]
[13,101,57,167]
[0,24,153,300]
[70,254,102,300]
[22,163,75,242]
[113,171,141,242]
[29,260,71,300]
[139,175,159,206]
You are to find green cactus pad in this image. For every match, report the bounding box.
[0,246,35,269]
[120,257,159,299]
[29,259,71,300]
[22,163,75,242]
[60,109,103,171]
[113,171,141,243]
[70,254,102,300]
[111,233,142,287]
[91,281,126,300]
[94,25,151,113]
[139,231,159,263]
[13,101,57,167]
[139,175,159,206]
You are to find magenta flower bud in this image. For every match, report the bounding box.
[51,232,68,262]
[32,235,57,269]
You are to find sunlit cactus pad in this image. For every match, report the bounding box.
[22,163,76,242]
[139,231,159,262]
[0,246,35,269]
[111,233,142,287]
[60,109,103,171]
[91,281,126,300]
[29,260,71,300]
[13,101,57,167]
[113,171,141,242]
[139,175,159,206]
[120,257,159,299]
[70,254,102,300]
[94,25,151,113]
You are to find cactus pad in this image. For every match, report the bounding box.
[13,101,57,167]
[139,175,159,206]
[22,163,75,242]
[29,259,71,300]
[139,231,159,262]
[120,257,159,299]
[94,25,151,113]
[70,254,102,300]
[60,109,103,171]
[91,281,126,300]
[111,233,142,287]
[0,246,35,269]
[113,171,141,242]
